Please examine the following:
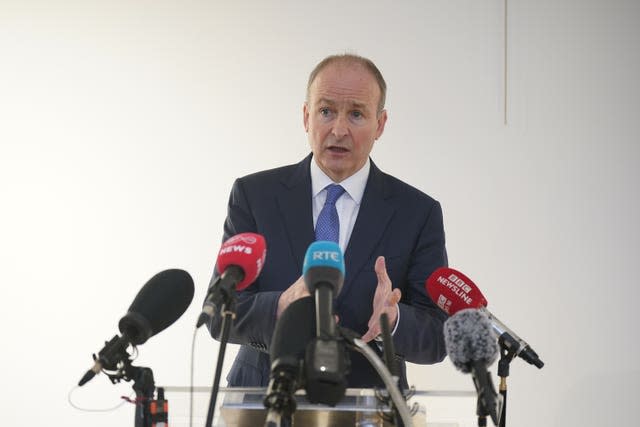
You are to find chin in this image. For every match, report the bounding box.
[322,160,349,172]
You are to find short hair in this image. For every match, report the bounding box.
[306,54,387,113]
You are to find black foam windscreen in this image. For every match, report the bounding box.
[118,269,195,345]
[269,296,316,372]
[444,308,499,373]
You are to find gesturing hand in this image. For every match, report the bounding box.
[361,256,402,343]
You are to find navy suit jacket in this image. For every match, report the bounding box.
[209,154,448,389]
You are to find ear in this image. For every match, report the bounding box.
[375,109,388,140]
[303,102,310,132]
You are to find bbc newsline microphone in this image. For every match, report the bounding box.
[78,269,195,386]
[426,267,544,369]
[196,232,266,328]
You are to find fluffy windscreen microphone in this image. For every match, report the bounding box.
[445,308,501,425]
[444,308,499,373]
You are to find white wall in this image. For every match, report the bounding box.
[1,1,638,426]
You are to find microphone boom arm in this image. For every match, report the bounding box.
[340,329,414,427]
[480,308,544,368]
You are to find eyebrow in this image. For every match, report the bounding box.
[316,97,369,111]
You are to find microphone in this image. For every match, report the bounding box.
[444,309,500,425]
[196,232,266,328]
[426,267,544,369]
[264,297,316,426]
[302,241,348,406]
[78,269,195,386]
[303,241,344,339]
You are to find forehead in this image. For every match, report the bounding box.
[308,63,380,108]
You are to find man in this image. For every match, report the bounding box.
[208,54,448,389]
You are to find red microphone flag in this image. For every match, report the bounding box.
[216,232,266,291]
[425,267,488,315]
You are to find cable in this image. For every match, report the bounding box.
[67,386,132,412]
[189,326,198,427]
[350,338,414,427]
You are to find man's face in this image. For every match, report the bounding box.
[303,63,387,182]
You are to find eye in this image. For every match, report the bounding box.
[351,110,363,119]
[320,108,331,116]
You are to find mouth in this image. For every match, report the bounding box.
[327,146,350,154]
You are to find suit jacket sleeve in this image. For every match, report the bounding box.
[206,178,280,352]
[392,200,448,364]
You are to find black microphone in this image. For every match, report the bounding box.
[380,313,399,378]
[263,297,316,426]
[301,241,348,406]
[78,269,195,386]
[444,308,500,426]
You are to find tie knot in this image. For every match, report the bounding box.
[324,184,345,205]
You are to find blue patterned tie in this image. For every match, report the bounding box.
[315,184,346,243]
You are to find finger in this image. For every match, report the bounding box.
[361,327,378,343]
[374,256,391,288]
[368,311,378,329]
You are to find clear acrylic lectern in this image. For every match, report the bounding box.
[161,386,477,427]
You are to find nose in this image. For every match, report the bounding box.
[331,114,349,139]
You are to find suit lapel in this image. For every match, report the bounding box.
[342,160,396,297]
[275,156,396,288]
[276,154,315,273]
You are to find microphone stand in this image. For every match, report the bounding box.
[497,332,519,427]
[130,366,156,427]
[339,327,414,427]
[303,284,348,407]
[94,341,158,427]
[476,395,490,427]
[263,366,297,427]
[204,298,237,427]
[379,313,403,427]
[470,360,499,427]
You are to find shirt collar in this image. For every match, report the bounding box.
[310,156,370,205]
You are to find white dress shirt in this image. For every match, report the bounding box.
[310,157,399,336]
[310,158,370,253]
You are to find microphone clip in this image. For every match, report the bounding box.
[303,336,350,406]
[197,268,242,328]
[78,335,132,387]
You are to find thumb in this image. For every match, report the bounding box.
[388,288,402,306]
